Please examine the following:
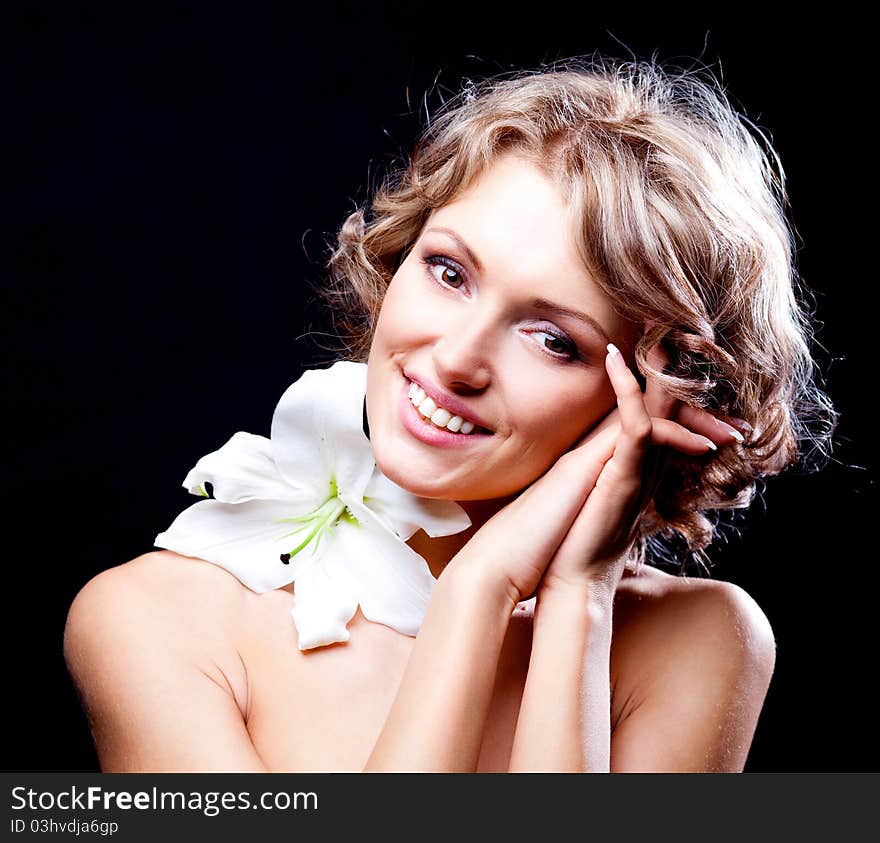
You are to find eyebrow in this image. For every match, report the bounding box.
[424,225,611,343]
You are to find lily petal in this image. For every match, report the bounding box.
[182,431,314,504]
[157,360,481,651]
[271,361,375,502]
[290,559,359,650]
[154,497,321,592]
[360,468,472,540]
[327,516,437,637]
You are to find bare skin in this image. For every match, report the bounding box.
[63,153,776,771]
[64,547,774,772]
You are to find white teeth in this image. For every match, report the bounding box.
[417,396,437,417]
[406,378,482,435]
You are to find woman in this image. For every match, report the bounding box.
[63,56,836,771]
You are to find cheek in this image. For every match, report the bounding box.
[514,378,615,450]
[373,275,424,348]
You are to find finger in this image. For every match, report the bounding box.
[463,417,621,593]
[567,406,620,454]
[639,327,743,447]
[571,413,717,474]
[562,419,620,473]
[651,417,718,455]
[558,440,647,577]
[605,343,653,477]
[676,404,747,445]
[516,405,624,533]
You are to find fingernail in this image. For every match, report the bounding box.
[727,417,752,434]
[713,417,745,443]
[692,434,717,451]
[606,343,626,372]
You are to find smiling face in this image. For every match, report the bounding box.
[365,151,639,501]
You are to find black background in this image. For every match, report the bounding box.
[6,3,876,772]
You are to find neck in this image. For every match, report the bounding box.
[405,493,520,580]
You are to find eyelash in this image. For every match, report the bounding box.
[421,254,582,363]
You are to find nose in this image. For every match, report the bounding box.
[431,308,494,392]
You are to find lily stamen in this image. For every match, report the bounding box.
[275,494,349,562]
[154,359,471,650]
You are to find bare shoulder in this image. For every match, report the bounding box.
[67,550,255,630]
[611,565,777,693]
[90,550,249,602]
[615,564,775,649]
[63,551,272,770]
[608,565,777,770]
[64,551,254,717]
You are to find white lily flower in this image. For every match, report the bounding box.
[154,361,472,650]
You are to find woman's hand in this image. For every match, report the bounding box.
[444,325,747,607]
[536,333,744,601]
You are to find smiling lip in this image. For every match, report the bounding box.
[399,372,493,447]
[403,370,494,433]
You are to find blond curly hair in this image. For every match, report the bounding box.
[311,54,838,576]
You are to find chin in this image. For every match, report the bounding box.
[374,454,514,503]
[371,451,455,499]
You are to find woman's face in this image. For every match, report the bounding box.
[365,152,639,501]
